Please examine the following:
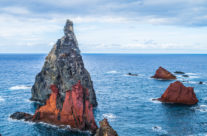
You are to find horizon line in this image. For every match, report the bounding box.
[0,52,207,55]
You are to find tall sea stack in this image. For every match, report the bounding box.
[31,20,97,107]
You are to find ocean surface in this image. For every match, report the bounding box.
[0,54,207,136]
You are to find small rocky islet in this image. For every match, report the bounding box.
[151,66,176,80]
[10,20,116,135]
[10,20,204,135]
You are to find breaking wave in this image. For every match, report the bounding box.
[106,71,118,74]
[103,113,116,121]
[0,96,5,102]
[9,85,31,90]
[152,126,168,134]
[191,105,207,112]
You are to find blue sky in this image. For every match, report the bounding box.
[0,0,207,53]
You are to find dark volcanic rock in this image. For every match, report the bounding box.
[95,119,118,136]
[157,81,198,105]
[151,67,176,80]
[199,81,203,84]
[10,112,33,121]
[31,20,97,107]
[174,71,185,74]
[127,73,138,76]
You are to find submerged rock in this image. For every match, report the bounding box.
[95,118,118,136]
[127,73,138,76]
[199,81,203,84]
[11,82,98,133]
[151,67,176,80]
[182,75,189,77]
[174,71,185,74]
[31,19,97,107]
[157,81,198,105]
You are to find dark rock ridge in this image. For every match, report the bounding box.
[157,81,198,105]
[31,20,97,107]
[151,66,176,80]
[95,118,118,136]
[182,74,189,77]
[174,71,185,74]
[199,81,203,84]
[127,73,138,76]
[11,82,98,133]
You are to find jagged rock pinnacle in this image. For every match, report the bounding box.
[31,19,97,107]
[64,19,74,37]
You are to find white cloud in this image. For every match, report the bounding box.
[1,6,30,15]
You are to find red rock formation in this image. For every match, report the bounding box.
[32,81,97,133]
[151,66,176,80]
[60,81,97,132]
[157,81,198,105]
[33,85,60,123]
[95,118,118,136]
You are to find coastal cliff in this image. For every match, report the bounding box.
[31,20,97,107]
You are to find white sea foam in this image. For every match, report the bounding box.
[152,126,168,134]
[0,96,5,102]
[9,85,31,90]
[186,73,198,76]
[185,73,200,79]
[191,105,207,112]
[24,99,32,103]
[106,71,118,74]
[103,113,116,121]
[149,98,161,104]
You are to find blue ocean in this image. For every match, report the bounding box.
[0,54,207,136]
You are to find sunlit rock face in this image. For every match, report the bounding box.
[31,19,97,107]
[157,81,198,105]
[151,66,176,80]
[95,118,118,136]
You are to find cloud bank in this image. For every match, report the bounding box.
[0,0,207,53]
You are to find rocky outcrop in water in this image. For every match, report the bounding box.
[95,118,118,136]
[199,81,203,84]
[11,81,98,133]
[31,20,97,107]
[157,81,198,105]
[174,71,185,74]
[11,20,98,133]
[127,73,138,76]
[151,67,176,80]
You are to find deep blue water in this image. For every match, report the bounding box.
[0,54,207,136]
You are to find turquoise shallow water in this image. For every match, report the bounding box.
[0,54,207,136]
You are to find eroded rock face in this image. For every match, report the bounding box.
[31,20,97,107]
[95,118,118,136]
[157,81,198,105]
[151,67,176,80]
[11,82,98,133]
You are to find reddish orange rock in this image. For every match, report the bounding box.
[157,81,198,105]
[32,81,97,133]
[151,66,176,80]
[33,85,60,123]
[60,81,97,132]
